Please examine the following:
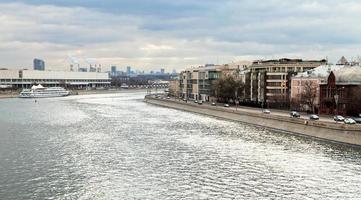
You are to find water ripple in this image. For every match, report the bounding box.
[1,92,361,199]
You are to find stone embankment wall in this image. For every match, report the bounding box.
[144,96,361,146]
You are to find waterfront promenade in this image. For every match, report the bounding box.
[145,95,361,146]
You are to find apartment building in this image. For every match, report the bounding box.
[246,58,327,108]
[168,78,180,96]
[179,61,251,101]
[179,70,191,98]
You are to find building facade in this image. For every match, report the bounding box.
[111,66,117,76]
[319,66,361,116]
[179,61,251,102]
[33,58,45,71]
[0,69,111,89]
[290,65,345,112]
[246,58,327,108]
[169,79,180,97]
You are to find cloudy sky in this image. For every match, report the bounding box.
[1,0,361,72]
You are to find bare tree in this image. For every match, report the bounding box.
[212,74,244,103]
[300,80,317,113]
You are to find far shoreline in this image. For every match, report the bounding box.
[0,88,152,99]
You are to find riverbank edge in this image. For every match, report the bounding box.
[144,96,361,147]
[0,88,148,99]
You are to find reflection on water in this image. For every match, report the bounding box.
[1,91,361,199]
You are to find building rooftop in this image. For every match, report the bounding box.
[252,58,327,65]
[295,65,345,78]
[337,56,349,65]
[183,60,251,72]
[334,66,361,84]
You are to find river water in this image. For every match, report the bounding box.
[1,91,361,199]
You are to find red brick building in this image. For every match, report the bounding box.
[319,67,361,116]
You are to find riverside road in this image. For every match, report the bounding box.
[164,96,359,125]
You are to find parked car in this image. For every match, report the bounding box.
[211,102,216,106]
[290,111,300,118]
[333,115,345,122]
[194,100,198,103]
[183,98,187,101]
[198,100,203,105]
[309,114,319,120]
[352,117,361,124]
[167,97,170,99]
[263,109,271,114]
[344,118,356,124]
[224,103,230,107]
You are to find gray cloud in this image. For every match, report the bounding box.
[0,1,360,71]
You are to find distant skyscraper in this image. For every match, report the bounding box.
[160,68,165,74]
[111,66,117,75]
[89,65,96,72]
[126,66,131,75]
[33,58,45,71]
[78,67,88,72]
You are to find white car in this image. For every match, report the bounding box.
[309,114,319,120]
[224,104,230,107]
[263,109,271,114]
[344,118,356,124]
[333,115,345,122]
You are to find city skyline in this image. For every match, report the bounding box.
[1,1,361,71]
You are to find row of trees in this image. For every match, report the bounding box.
[291,80,317,113]
[212,73,244,103]
[213,74,319,112]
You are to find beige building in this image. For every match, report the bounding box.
[179,61,251,101]
[247,58,327,108]
[179,70,192,98]
[168,79,180,96]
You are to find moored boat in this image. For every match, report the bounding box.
[19,84,70,98]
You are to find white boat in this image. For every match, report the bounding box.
[19,84,70,98]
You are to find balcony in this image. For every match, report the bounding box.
[266,79,287,82]
[266,93,287,97]
[266,86,283,89]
